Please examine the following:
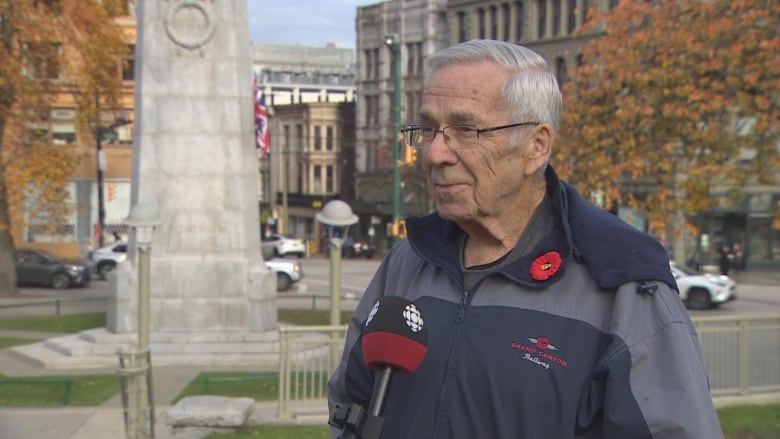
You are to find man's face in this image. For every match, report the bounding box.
[419,61,537,224]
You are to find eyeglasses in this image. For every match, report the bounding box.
[400,122,539,149]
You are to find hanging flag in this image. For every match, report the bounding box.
[253,73,270,155]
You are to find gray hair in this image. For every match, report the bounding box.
[425,40,562,136]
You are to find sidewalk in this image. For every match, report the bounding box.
[1,273,779,439]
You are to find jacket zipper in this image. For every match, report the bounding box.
[456,289,470,323]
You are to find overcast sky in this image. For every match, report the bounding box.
[248,0,373,50]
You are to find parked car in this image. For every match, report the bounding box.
[341,237,375,259]
[265,257,304,292]
[261,234,306,258]
[15,249,91,289]
[89,242,128,280]
[671,262,737,310]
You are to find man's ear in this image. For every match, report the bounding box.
[523,124,553,176]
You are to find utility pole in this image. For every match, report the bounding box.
[95,117,133,248]
[96,127,106,248]
[384,34,402,242]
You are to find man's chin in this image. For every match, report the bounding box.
[435,205,471,223]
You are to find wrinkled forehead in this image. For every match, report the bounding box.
[421,62,508,124]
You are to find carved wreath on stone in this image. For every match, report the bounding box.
[164,0,216,52]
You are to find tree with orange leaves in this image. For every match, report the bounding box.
[0,0,129,295]
[557,0,780,263]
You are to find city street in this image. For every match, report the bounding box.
[5,256,779,317]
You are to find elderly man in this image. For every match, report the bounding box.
[328,40,722,439]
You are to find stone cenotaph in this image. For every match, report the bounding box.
[106,0,278,361]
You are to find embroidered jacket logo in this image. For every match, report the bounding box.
[511,336,569,370]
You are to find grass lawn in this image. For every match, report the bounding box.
[0,373,119,407]
[0,312,106,333]
[0,336,37,349]
[718,403,780,438]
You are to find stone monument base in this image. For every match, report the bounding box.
[11,327,281,369]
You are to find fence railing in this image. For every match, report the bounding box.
[277,324,347,418]
[276,314,780,418]
[693,314,780,396]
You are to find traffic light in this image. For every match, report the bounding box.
[403,144,417,166]
[391,219,407,238]
[107,183,116,201]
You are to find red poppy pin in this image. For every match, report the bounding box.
[530,251,562,281]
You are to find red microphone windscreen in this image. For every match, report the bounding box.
[361,296,428,373]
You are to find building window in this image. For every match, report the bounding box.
[502,4,511,40]
[326,165,334,193]
[490,6,499,39]
[478,8,486,39]
[406,43,415,75]
[568,0,577,34]
[295,124,303,153]
[314,125,322,151]
[553,0,561,36]
[416,43,424,74]
[364,49,373,80]
[405,91,417,123]
[51,108,76,145]
[458,11,469,42]
[555,57,568,88]
[22,43,62,79]
[515,2,525,41]
[326,126,334,151]
[537,0,546,39]
[373,48,381,80]
[313,165,322,193]
[122,44,135,81]
[24,183,77,242]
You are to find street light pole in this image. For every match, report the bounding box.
[385,34,402,242]
[95,118,133,248]
[96,131,106,248]
[118,203,161,439]
[315,200,358,372]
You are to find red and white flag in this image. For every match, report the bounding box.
[253,74,270,155]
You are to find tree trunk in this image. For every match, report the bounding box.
[0,116,19,297]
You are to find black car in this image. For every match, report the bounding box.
[341,237,376,259]
[15,249,92,289]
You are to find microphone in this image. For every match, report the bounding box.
[331,296,428,439]
[361,295,428,416]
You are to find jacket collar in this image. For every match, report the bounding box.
[406,166,675,290]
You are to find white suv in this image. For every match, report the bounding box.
[261,234,306,258]
[265,257,304,292]
[670,263,737,310]
[89,242,128,280]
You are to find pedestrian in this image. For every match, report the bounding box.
[327,40,722,438]
[719,244,732,276]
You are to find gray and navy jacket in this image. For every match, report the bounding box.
[328,167,723,438]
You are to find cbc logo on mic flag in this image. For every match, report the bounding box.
[403,304,424,333]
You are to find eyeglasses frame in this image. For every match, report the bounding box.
[400,121,540,149]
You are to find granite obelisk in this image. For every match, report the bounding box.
[108,0,277,336]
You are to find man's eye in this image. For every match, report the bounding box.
[453,126,477,135]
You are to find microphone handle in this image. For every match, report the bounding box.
[368,366,394,417]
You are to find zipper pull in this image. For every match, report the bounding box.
[456,290,469,323]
